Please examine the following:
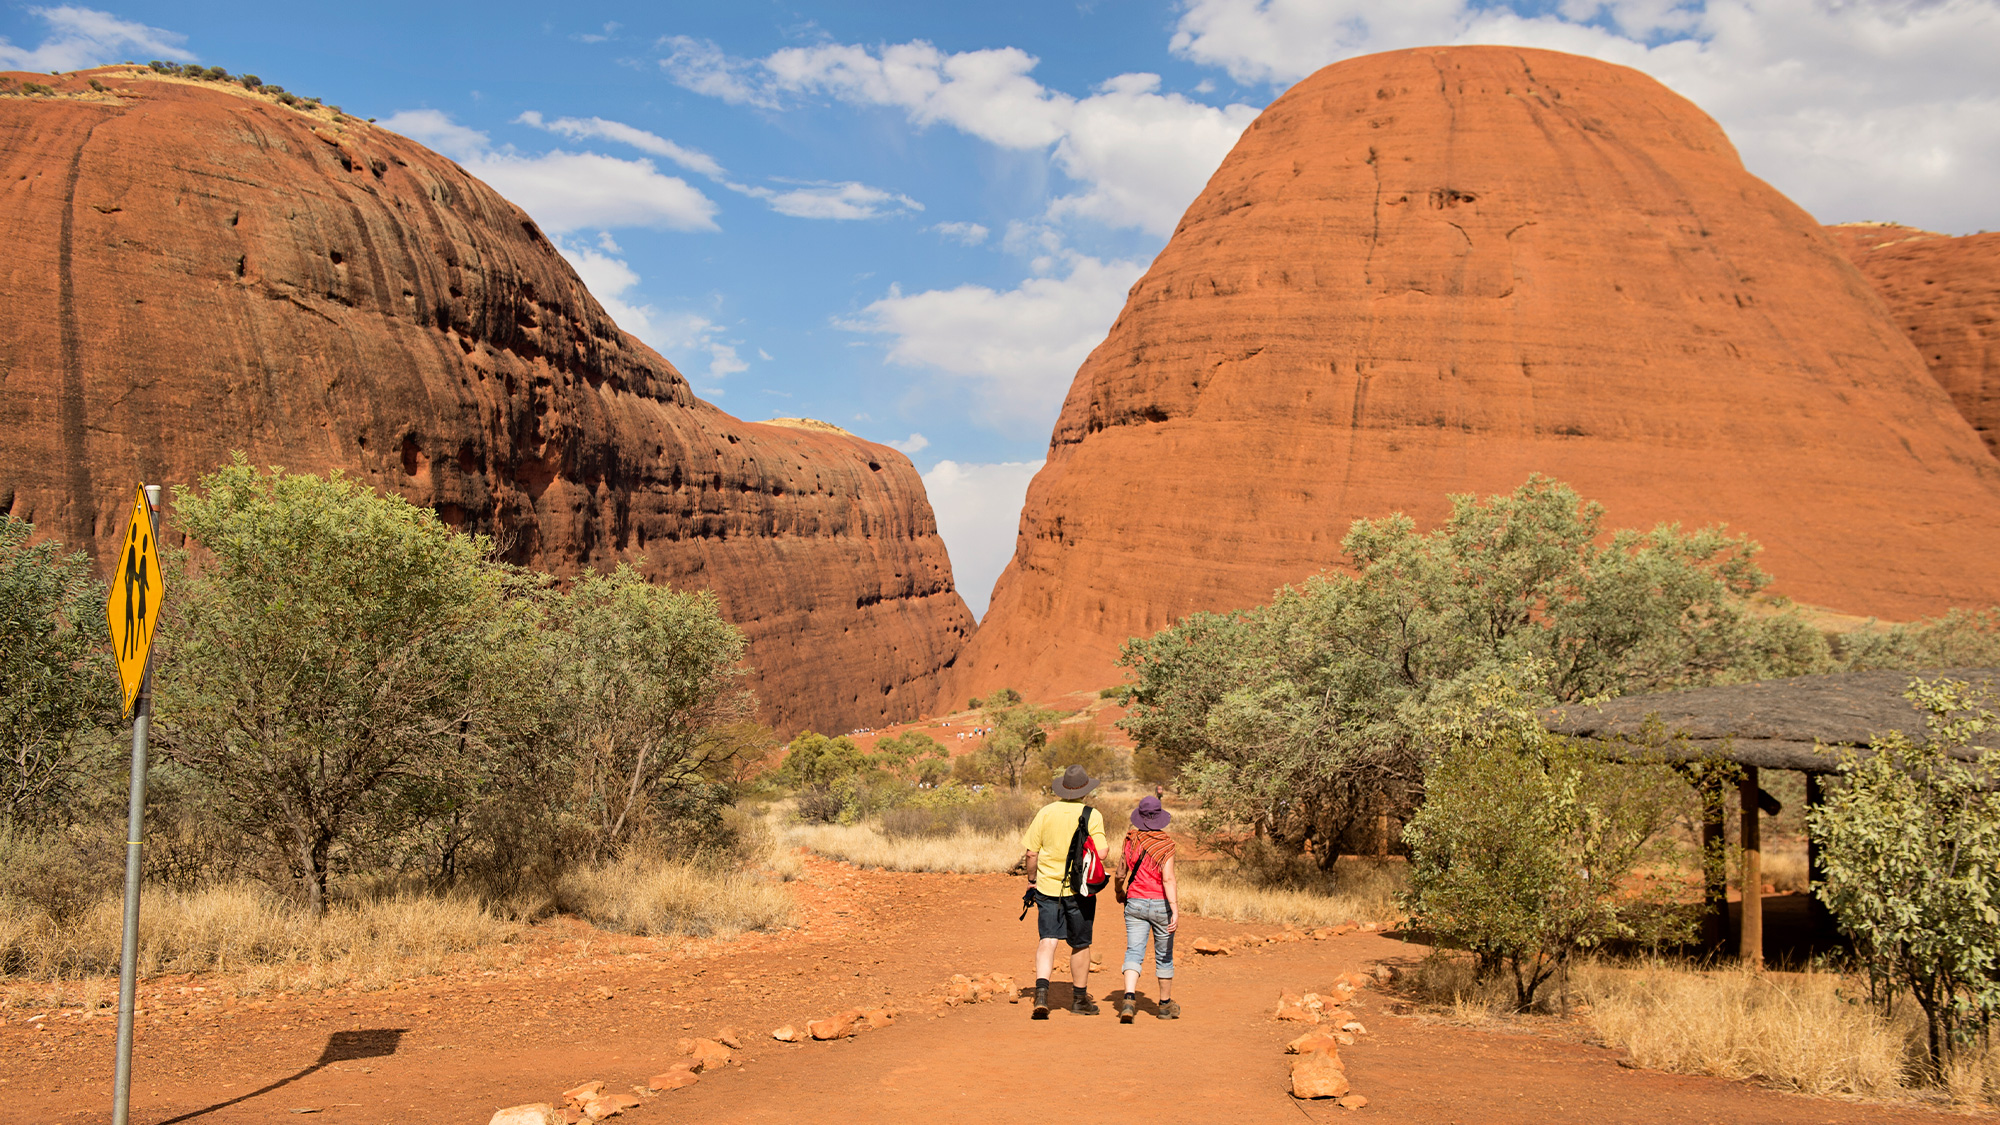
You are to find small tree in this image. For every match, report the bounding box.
[780,732,867,787]
[870,732,950,786]
[1402,668,1691,1010]
[0,516,117,824]
[1810,677,2000,1079]
[975,694,1061,790]
[160,459,519,913]
[544,565,751,859]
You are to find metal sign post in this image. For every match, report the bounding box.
[107,483,164,1125]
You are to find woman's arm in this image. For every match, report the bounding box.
[1162,856,1179,933]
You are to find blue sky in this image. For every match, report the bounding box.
[6,0,1997,614]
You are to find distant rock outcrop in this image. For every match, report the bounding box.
[1825,222,2000,458]
[943,46,2000,708]
[0,68,972,733]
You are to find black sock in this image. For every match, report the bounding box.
[1035,977,1050,991]
[1125,991,1136,1001]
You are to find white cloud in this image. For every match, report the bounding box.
[0,5,188,71]
[932,221,991,245]
[921,459,1045,619]
[515,111,725,178]
[555,239,664,347]
[842,253,1145,431]
[658,35,780,108]
[379,110,719,233]
[662,37,1258,237]
[652,311,749,383]
[728,179,923,220]
[886,433,930,455]
[1168,0,2000,234]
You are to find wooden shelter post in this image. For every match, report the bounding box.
[1739,766,1763,969]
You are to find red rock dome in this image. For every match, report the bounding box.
[1825,222,2000,458]
[942,46,2000,708]
[0,67,972,733]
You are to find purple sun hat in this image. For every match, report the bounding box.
[1131,796,1171,831]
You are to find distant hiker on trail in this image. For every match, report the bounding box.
[1117,795,1180,1022]
[1018,765,1109,1018]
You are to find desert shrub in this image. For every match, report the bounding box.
[1121,475,1830,868]
[200,66,227,81]
[543,564,751,860]
[238,74,260,88]
[1401,670,1693,1011]
[1038,722,1127,786]
[869,732,950,785]
[879,787,1031,839]
[20,82,53,96]
[276,91,298,105]
[1,515,118,825]
[1810,676,2000,1080]
[794,787,846,824]
[779,732,866,787]
[880,805,955,838]
[961,789,1038,835]
[158,458,532,914]
[1834,607,2000,671]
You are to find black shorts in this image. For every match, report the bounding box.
[1034,890,1097,949]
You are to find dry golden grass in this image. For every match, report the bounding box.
[1403,953,1999,1105]
[1761,846,1810,894]
[556,855,793,938]
[1575,960,1910,1097]
[0,885,513,981]
[783,821,1023,873]
[1175,860,1407,929]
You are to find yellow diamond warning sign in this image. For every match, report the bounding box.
[106,486,163,716]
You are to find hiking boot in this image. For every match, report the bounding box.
[1032,984,1050,1020]
[1071,991,1101,1016]
[1118,995,1137,1023]
[1156,999,1181,1020]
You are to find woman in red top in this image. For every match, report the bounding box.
[1118,794,1180,1022]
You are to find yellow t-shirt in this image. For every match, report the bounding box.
[1021,800,1108,898]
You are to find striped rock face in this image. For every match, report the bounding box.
[1826,222,2000,459]
[944,45,2000,708]
[0,68,971,734]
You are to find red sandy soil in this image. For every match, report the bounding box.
[2,854,1972,1125]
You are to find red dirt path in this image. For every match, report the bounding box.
[1,855,1972,1124]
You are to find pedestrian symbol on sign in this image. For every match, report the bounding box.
[106,485,163,716]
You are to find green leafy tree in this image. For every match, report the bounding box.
[1038,722,1125,784]
[1809,677,2000,1079]
[1121,476,1828,865]
[0,516,117,824]
[870,732,951,786]
[544,565,751,859]
[1401,669,1691,1010]
[780,732,867,787]
[158,459,523,913]
[975,694,1061,790]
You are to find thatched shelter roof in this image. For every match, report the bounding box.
[1546,669,1999,772]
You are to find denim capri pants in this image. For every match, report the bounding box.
[1122,897,1175,978]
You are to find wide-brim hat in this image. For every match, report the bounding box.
[1131,796,1171,831]
[1053,764,1099,799]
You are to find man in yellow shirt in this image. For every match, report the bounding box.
[1018,765,1108,1018]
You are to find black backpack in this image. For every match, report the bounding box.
[1062,805,1109,897]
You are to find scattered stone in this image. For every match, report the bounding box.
[1372,965,1393,982]
[685,1038,733,1071]
[807,1010,863,1040]
[716,1028,744,1050]
[488,1106,560,1125]
[1291,1052,1351,1099]
[1275,991,1320,1023]
[862,1008,897,1028]
[1341,1021,1367,1035]
[1337,1094,1370,1110]
[1286,1030,1345,1059]
[1336,1032,1356,1046]
[1192,941,1231,956]
[647,1067,699,1092]
[560,1081,606,1107]
[580,1093,642,1119]
[772,1025,801,1042]
[1336,971,1374,992]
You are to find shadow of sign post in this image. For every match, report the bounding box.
[156,1028,406,1124]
